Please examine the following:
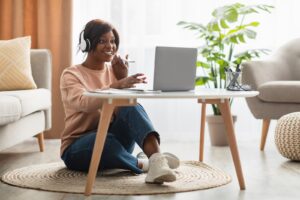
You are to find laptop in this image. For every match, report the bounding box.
[153,46,197,91]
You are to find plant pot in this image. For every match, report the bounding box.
[206,115,237,146]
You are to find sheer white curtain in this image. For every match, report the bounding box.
[72,0,300,142]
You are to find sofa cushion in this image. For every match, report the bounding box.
[258,81,300,103]
[0,96,22,125]
[0,89,51,119]
[0,36,37,90]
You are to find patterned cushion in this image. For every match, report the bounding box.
[0,36,37,90]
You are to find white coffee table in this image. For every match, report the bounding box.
[83,88,259,195]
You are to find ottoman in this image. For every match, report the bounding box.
[275,112,300,161]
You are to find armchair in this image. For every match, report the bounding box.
[0,49,52,151]
[242,38,300,150]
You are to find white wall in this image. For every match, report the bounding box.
[72,0,297,142]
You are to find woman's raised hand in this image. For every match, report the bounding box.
[111,54,129,80]
[110,73,147,89]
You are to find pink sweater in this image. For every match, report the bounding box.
[60,64,117,156]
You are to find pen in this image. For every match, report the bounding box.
[122,59,135,63]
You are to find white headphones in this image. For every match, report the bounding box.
[79,31,91,52]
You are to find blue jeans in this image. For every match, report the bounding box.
[61,104,159,174]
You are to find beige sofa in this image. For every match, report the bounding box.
[242,38,300,150]
[0,49,52,151]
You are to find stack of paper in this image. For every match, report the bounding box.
[90,88,161,94]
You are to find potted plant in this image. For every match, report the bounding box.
[178,3,274,146]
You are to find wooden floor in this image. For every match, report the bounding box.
[1,135,300,200]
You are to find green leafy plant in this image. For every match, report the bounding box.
[178,3,274,115]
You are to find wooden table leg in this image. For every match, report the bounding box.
[84,102,115,196]
[199,103,206,162]
[218,99,246,190]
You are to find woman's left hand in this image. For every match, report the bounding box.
[112,54,129,80]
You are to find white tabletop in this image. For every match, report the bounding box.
[84,88,259,100]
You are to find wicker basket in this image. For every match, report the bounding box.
[275,112,300,161]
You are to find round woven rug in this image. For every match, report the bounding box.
[1,161,231,195]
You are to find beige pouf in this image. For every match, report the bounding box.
[275,112,300,161]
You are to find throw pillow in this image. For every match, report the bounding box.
[0,36,37,90]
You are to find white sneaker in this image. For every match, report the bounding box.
[137,152,180,169]
[163,152,180,169]
[145,153,176,184]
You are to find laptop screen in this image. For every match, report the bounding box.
[153,46,197,91]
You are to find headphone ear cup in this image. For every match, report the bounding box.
[79,31,87,52]
[85,38,91,52]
